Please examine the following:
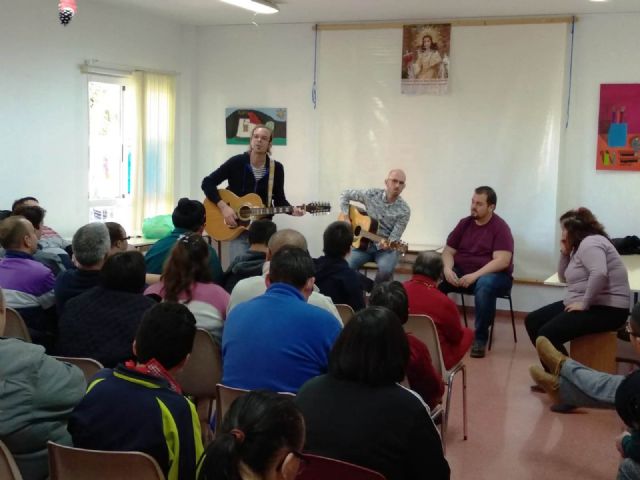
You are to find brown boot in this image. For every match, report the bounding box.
[536,336,567,376]
[529,365,561,405]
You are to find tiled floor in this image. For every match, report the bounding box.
[444,313,623,480]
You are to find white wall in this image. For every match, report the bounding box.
[0,0,193,237]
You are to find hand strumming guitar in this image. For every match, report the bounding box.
[217,200,238,228]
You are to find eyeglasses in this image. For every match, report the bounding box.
[625,321,640,338]
[276,450,309,474]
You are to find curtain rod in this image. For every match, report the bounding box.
[314,15,576,31]
[80,60,179,77]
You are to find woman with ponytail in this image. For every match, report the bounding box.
[526,207,630,371]
[145,232,230,342]
[198,391,305,480]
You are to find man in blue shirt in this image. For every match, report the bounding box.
[222,246,342,393]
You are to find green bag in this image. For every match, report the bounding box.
[142,215,174,239]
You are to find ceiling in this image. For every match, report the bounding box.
[85,0,640,27]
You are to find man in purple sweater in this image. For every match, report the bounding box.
[440,186,514,358]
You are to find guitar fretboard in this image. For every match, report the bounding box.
[249,206,293,216]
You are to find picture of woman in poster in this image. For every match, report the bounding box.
[412,34,442,80]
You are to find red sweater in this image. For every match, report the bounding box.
[404,274,474,370]
[406,333,445,409]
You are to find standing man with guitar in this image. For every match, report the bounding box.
[339,169,410,284]
[202,124,304,262]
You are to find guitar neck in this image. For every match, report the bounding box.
[360,230,386,244]
[247,205,294,216]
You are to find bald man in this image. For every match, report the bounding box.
[339,169,411,284]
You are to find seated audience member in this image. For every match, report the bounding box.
[56,251,155,367]
[54,222,110,313]
[525,207,630,359]
[12,196,71,252]
[295,306,450,480]
[223,219,276,293]
[105,221,129,255]
[144,198,223,283]
[68,303,203,480]
[369,281,444,409]
[12,205,72,275]
[404,251,474,369]
[615,371,640,480]
[0,306,85,480]
[0,216,56,346]
[314,221,365,311]
[198,391,305,480]
[145,233,230,342]
[222,246,342,393]
[228,229,340,321]
[530,303,640,414]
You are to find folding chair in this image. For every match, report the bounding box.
[404,314,467,452]
[458,290,517,350]
[0,440,23,480]
[3,308,32,342]
[54,356,104,382]
[47,441,164,480]
[297,453,386,480]
[334,304,355,326]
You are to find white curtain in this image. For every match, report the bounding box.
[131,71,176,233]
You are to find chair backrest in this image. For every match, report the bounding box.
[334,304,355,326]
[297,453,386,480]
[174,328,222,398]
[54,356,104,382]
[404,314,446,379]
[0,440,23,480]
[0,287,5,333]
[3,308,32,342]
[48,441,165,480]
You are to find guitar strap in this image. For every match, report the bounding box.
[267,157,275,207]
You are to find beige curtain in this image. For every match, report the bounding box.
[131,71,176,233]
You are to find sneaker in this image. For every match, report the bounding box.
[529,365,561,404]
[535,337,567,376]
[550,403,577,413]
[470,341,486,358]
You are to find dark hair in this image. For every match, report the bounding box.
[421,34,438,51]
[369,281,409,325]
[11,196,38,213]
[268,246,314,289]
[199,391,304,480]
[172,198,205,232]
[162,233,212,303]
[0,216,31,249]
[413,251,444,280]
[248,219,277,246]
[560,207,608,252]
[475,186,497,207]
[329,306,409,386]
[322,221,353,258]
[99,251,146,293]
[616,370,640,430]
[72,223,110,267]
[13,205,46,230]
[105,221,127,247]
[135,302,196,370]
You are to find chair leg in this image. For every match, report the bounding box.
[509,295,517,343]
[460,293,467,327]
[488,315,495,350]
[462,363,468,441]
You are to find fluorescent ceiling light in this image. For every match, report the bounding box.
[220,0,279,14]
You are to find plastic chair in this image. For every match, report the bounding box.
[47,441,164,480]
[3,308,32,342]
[459,290,517,350]
[404,314,467,451]
[173,329,222,444]
[297,453,386,480]
[54,356,104,382]
[215,384,295,433]
[334,304,355,326]
[0,440,23,480]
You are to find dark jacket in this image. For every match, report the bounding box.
[313,256,366,311]
[223,250,267,293]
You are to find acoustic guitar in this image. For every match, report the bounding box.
[204,190,331,241]
[346,205,408,254]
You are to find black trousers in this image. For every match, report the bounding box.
[524,301,628,355]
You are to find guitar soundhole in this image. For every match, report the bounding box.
[237,205,252,221]
[353,226,361,236]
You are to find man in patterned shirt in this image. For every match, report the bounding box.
[339,169,410,284]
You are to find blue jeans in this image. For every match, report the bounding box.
[440,271,512,345]
[348,244,399,284]
[558,358,624,408]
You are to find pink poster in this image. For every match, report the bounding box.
[596,84,640,171]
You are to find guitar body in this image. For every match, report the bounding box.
[348,206,379,251]
[204,190,265,241]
